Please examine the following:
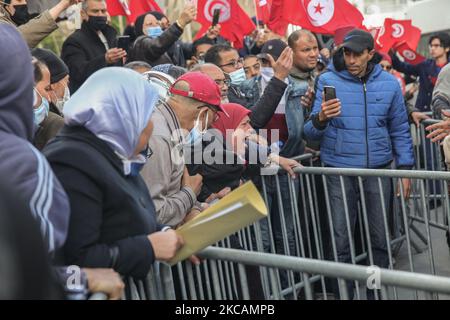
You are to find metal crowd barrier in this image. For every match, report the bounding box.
[89,292,109,300]
[124,162,450,300]
[125,247,450,300]
[123,133,450,300]
[414,118,444,172]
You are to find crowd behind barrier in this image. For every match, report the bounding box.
[119,131,450,300]
[1,0,450,302]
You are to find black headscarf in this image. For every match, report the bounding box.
[134,11,168,38]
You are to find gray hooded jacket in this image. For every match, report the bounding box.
[0,24,70,254]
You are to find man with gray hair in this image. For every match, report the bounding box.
[61,0,126,93]
[191,63,231,103]
[141,72,227,227]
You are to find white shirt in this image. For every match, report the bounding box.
[97,31,109,50]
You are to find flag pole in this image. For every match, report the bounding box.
[252,0,260,29]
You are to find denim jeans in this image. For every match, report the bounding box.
[326,174,391,299]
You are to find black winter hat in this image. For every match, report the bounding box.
[31,48,69,84]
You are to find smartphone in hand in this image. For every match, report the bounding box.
[324,86,336,101]
[117,35,130,52]
[212,8,220,27]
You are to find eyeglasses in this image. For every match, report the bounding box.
[214,78,231,87]
[219,57,244,69]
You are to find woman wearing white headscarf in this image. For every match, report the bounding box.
[44,67,184,279]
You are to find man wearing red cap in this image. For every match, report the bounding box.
[141,71,226,227]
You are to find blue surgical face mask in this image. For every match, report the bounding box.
[260,67,274,78]
[147,26,163,38]
[33,90,49,126]
[186,126,202,146]
[185,110,209,146]
[228,68,246,86]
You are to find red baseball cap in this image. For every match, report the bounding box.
[169,71,225,113]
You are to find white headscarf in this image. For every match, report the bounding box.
[63,67,159,160]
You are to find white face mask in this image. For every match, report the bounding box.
[260,67,274,78]
[54,85,70,113]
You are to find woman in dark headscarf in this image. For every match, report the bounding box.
[127,5,196,67]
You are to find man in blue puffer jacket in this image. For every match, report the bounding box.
[304,29,415,299]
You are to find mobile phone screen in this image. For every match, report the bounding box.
[324,86,336,101]
[117,36,130,52]
[212,9,220,26]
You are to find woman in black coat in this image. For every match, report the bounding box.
[127,5,196,67]
[44,68,185,279]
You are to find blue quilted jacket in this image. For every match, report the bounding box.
[304,62,415,169]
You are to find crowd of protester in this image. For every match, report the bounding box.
[0,0,450,300]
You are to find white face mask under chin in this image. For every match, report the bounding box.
[54,86,70,113]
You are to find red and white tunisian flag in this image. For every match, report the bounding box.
[106,0,163,24]
[195,0,255,49]
[268,0,364,36]
[376,19,422,53]
[254,0,272,24]
[395,42,426,65]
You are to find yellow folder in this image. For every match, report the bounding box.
[168,181,268,265]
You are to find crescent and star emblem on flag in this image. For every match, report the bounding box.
[392,23,405,38]
[304,0,335,27]
[402,49,416,60]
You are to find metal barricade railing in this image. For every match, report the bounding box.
[89,292,109,300]
[197,246,450,300]
[123,145,450,300]
[240,165,450,300]
[414,119,444,172]
[125,246,450,300]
